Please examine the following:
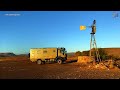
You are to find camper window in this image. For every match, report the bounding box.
[43,50,47,53]
[37,51,40,54]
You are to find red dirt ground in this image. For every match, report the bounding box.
[0,56,120,79]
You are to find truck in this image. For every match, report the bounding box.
[30,47,67,64]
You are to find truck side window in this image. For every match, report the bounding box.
[37,51,40,54]
[43,50,47,53]
[60,50,64,55]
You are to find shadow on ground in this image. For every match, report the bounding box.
[64,60,78,64]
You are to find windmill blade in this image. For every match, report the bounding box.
[88,26,92,28]
[80,20,96,31]
[80,25,86,30]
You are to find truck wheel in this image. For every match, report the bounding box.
[37,60,42,64]
[57,59,62,64]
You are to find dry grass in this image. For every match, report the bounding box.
[67,56,78,61]
[104,48,120,57]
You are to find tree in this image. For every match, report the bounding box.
[75,51,81,56]
[81,51,89,56]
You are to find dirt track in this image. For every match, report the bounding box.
[0,60,120,79]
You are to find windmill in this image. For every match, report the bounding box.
[80,20,101,64]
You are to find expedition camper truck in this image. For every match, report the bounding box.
[30,47,67,64]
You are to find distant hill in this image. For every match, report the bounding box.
[1,48,119,58]
[67,48,120,57]
[89,48,120,57]
[67,52,75,57]
[0,52,16,57]
[102,48,120,57]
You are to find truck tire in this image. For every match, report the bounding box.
[37,60,42,64]
[57,59,62,64]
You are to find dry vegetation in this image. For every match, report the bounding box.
[104,48,120,56]
[0,55,29,61]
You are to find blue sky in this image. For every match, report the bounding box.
[0,11,120,54]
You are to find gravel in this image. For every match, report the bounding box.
[0,60,120,79]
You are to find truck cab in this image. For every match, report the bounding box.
[57,47,67,61]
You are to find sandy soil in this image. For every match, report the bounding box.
[0,59,120,79]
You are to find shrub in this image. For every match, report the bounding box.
[81,51,89,56]
[94,48,108,61]
[75,51,81,56]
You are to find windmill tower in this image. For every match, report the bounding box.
[80,20,101,64]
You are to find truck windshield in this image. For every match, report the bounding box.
[60,50,67,55]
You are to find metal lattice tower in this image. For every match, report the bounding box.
[89,20,101,64]
[80,20,101,64]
